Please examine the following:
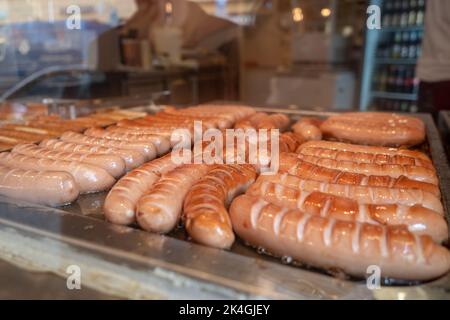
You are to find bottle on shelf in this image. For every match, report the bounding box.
[395,66,406,92]
[408,0,417,26]
[379,67,388,91]
[400,101,410,112]
[376,30,424,61]
[416,30,423,57]
[375,98,419,113]
[416,0,425,26]
[403,68,415,93]
[408,31,418,59]
[391,0,402,27]
[376,37,388,59]
[391,32,402,59]
[383,1,393,27]
[400,0,410,27]
[374,65,418,94]
[387,66,398,92]
[400,31,410,58]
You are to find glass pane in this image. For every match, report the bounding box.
[0,0,136,98]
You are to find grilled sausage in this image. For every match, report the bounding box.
[257,114,290,131]
[60,131,156,161]
[136,164,212,234]
[183,164,257,249]
[0,165,79,206]
[295,154,438,185]
[110,124,187,137]
[12,143,125,179]
[165,104,255,123]
[297,144,434,170]
[292,118,323,141]
[279,153,440,197]
[247,180,447,242]
[230,195,450,281]
[0,152,115,193]
[256,173,444,214]
[83,127,171,155]
[320,112,426,146]
[104,154,179,225]
[234,113,269,130]
[40,139,145,171]
[296,140,432,164]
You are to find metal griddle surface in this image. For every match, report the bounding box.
[0,106,449,299]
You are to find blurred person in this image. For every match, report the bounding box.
[122,0,234,49]
[417,0,450,116]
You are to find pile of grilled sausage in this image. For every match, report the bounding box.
[0,105,449,282]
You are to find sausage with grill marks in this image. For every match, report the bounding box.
[234,112,269,130]
[257,114,290,131]
[319,112,426,146]
[60,131,156,161]
[247,180,448,243]
[150,113,225,129]
[297,144,434,170]
[0,152,115,193]
[295,153,438,185]
[230,195,450,281]
[84,127,171,155]
[104,154,179,225]
[12,143,126,178]
[136,164,212,234]
[40,139,145,171]
[292,117,323,141]
[256,173,444,214]
[109,124,189,137]
[296,140,432,163]
[183,164,257,249]
[279,153,440,197]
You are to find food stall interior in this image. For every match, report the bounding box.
[0,0,449,300]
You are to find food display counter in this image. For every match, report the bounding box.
[0,104,449,300]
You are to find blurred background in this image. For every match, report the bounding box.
[0,0,446,115]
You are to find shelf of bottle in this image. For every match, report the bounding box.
[380,25,424,32]
[374,58,418,65]
[373,106,419,113]
[372,91,418,101]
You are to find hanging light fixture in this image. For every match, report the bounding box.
[165,1,173,15]
[321,7,331,17]
[292,7,303,22]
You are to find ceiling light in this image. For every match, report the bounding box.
[321,8,331,17]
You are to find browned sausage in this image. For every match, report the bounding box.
[279,153,440,197]
[84,127,171,155]
[60,131,156,161]
[320,113,426,146]
[247,180,447,243]
[183,164,257,249]
[136,164,212,234]
[230,195,450,281]
[12,143,126,179]
[0,152,115,193]
[104,154,180,225]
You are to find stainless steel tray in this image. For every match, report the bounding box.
[0,107,449,300]
[438,111,450,162]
